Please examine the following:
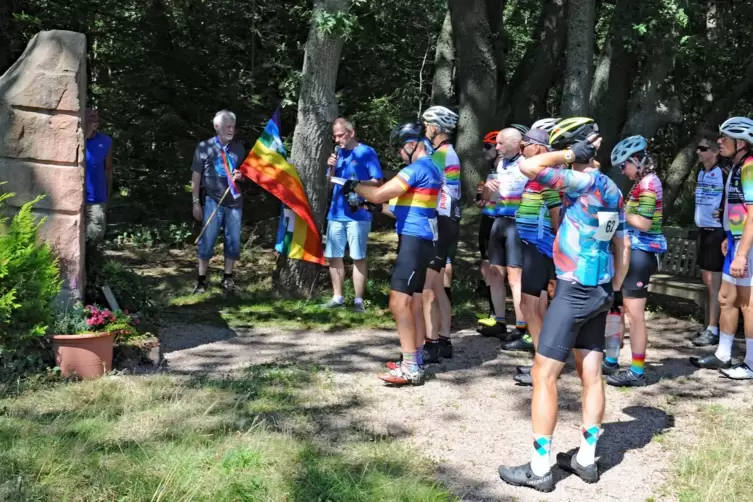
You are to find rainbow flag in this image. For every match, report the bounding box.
[240,107,324,265]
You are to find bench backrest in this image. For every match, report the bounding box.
[659,227,701,278]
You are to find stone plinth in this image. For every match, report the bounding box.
[0,30,87,301]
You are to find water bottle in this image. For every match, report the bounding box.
[604,309,622,361]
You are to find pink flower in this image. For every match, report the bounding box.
[87,319,96,326]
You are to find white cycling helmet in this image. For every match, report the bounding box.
[531,118,559,133]
[720,117,753,144]
[422,106,459,132]
[611,135,648,166]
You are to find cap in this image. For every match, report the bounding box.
[523,128,549,147]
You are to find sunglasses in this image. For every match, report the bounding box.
[696,145,711,152]
[483,143,496,150]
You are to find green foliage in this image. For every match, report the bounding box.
[50,303,90,335]
[85,250,156,318]
[50,302,142,342]
[110,222,192,250]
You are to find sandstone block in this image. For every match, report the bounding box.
[0,158,84,213]
[0,108,81,163]
[34,211,84,293]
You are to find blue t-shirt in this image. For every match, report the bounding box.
[392,156,442,240]
[328,143,383,222]
[85,132,113,204]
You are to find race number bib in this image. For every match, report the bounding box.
[594,211,619,242]
[429,217,439,242]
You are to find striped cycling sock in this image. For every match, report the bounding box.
[631,353,645,375]
[530,434,552,476]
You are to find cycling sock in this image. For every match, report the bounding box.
[223,272,233,280]
[403,351,419,372]
[715,331,735,362]
[438,334,451,341]
[745,338,753,369]
[576,425,601,467]
[516,320,527,333]
[416,345,424,366]
[197,274,207,284]
[444,286,452,304]
[495,316,506,325]
[530,434,552,476]
[332,295,345,304]
[706,325,719,336]
[605,355,619,365]
[631,353,645,375]
[354,297,363,305]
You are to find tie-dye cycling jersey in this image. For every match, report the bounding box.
[494,155,528,217]
[432,143,462,221]
[723,156,753,238]
[626,173,667,253]
[514,180,562,258]
[535,167,625,287]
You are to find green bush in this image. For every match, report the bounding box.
[85,247,155,317]
[0,189,62,377]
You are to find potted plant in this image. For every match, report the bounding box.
[50,303,139,378]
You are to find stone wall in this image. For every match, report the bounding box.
[0,30,87,301]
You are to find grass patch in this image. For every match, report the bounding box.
[672,404,753,502]
[0,364,454,501]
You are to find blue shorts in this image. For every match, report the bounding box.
[197,196,242,261]
[324,220,371,260]
[722,231,753,287]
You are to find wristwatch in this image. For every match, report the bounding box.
[564,150,575,165]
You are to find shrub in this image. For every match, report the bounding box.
[85,247,156,317]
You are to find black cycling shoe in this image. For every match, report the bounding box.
[502,335,534,352]
[438,338,453,358]
[477,322,509,340]
[423,341,441,364]
[692,329,720,347]
[606,369,647,387]
[689,354,731,369]
[556,452,599,484]
[516,365,532,375]
[602,361,620,376]
[513,373,533,386]
[498,462,554,492]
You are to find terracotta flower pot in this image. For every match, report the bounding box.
[52,331,115,378]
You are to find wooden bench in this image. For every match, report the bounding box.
[648,227,709,324]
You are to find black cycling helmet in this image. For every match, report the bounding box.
[389,122,425,148]
[549,117,600,150]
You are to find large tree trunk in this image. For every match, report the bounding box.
[560,0,595,116]
[430,10,455,107]
[663,58,753,218]
[275,0,350,295]
[487,0,507,99]
[0,0,27,74]
[497,0,566,125]
[449,0,498,201]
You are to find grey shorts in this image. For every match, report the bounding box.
[86,203,107,242]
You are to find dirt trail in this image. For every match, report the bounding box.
[160,314,752,502]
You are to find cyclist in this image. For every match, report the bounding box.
[498,117,629,491]
[604,136,666,388]
[421,106,461,362]
[478,127,528,341]
[342,121,442,386]
[477,130,502,323]
[691,117,753,380]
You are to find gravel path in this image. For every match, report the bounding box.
[160,314,752,501]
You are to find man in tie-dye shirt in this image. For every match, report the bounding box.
[691,117,753,381]
[498,118,630,492]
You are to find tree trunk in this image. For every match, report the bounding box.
[0,0,27,74]
[449,0,498,201]
[274,0,350,295]
[560,0,595,116]
[663,58,753,218]
[497,0,566,125]
[487,0,507,98]
[430,10,455,107]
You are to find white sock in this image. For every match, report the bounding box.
[354,297,363,305]
[333,295,344,304]
[745,338,753,368]
[707,325,719,336]
[576,425,601,466]
[715,331,735,362]
[530,434,552,476]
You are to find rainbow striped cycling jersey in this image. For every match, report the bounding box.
[392,156,443,241]
[626,173,667,253]
[515,180,562,258]
[535,167,625,287]
[493,154,528,217]
[723,156,753,238]
[432,143,462,220]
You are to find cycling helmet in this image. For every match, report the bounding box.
[510,123,530,135]
[611,135,648,166]
[422,106,459,132]
[549,117,599,150]
[389,122,424,148]
[483,130,500,145]
[720,117,753,145]
[531,118,559,133]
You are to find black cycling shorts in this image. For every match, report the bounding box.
[697,227,725,273]
[487,216,523,268]
[478,214,494,260]
[392,234,434,295]
[522,241,555,296]
[538,279,613,362]
[622,248,660,299]
[429,216,460,271]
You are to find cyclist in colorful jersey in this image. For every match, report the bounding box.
[604,136,666,388]
[498,118,630,492]
[341,122,442,386]
[691,133,727,347]
[477,130,502,323]
[421,106,461,362]
[506,127,562,383]
[478,128,529,341]
[691,117,753,380]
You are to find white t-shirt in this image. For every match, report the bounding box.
[696,166,724,229]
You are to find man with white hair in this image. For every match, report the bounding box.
[191,110,247,293]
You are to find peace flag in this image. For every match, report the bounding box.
[240,107,324,265]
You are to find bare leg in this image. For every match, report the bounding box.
[506,266,524,326]
[412,293,425,349]
[198,259,209,276]
[520,293,543,346]
[224,258,235,275]
[719,280,739,335]
[623,297,648,356]
[574,349,606,426]
[489,264,507,319]
[444,263,453,288]
[423,269,441,340]
[701,270,722,327]
[329,258,345,298]
[434,269,452,338]
[353,258,368,300]
[531,353,566,434]
[389,290,417,353]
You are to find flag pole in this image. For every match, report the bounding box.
[194,187,230,245]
